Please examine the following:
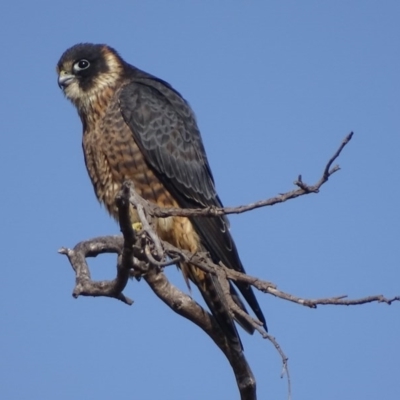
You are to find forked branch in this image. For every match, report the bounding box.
[58,132,398,400]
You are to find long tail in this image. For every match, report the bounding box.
[190,215,268,333]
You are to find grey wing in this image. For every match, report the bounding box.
[118,77,267,332]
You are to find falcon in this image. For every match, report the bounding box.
[57,43,267,350]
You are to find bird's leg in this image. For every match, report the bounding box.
[129,205,143,232]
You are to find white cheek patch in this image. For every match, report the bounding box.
[62,49,124,115]
[64,81,82,102]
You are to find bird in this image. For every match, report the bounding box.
[57,43,267,350]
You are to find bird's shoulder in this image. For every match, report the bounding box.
[117,66,219,204]
[119,65,196,124]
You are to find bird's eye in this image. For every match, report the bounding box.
[73,59,90,72]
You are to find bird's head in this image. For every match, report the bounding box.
[56,43,124,111]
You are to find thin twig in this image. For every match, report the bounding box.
[147,132,354,219]
[264,332,291,400]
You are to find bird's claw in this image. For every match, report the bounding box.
[132,222,143,232]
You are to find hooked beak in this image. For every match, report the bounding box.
[58,72,75,89]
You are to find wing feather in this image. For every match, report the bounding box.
[119,72,267,332]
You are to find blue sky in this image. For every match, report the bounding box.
[1,1,399,399]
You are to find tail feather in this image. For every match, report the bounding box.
[229,282,255,334]
[191,215,268,333]
[183,262,243,351]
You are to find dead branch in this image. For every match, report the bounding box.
[142,248,257,400]
[58,236,133,305]
[58,132,398,400]
[60,238,257,399]
[153,238,400,309]
[60,183,258,400]
[147,132,354,219]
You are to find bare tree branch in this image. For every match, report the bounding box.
[59,192,258,400]
[147,132,354,219]
[58,132,398,400]
[143,257,257,400]
[157,241,400,309]
[58,236,133,305]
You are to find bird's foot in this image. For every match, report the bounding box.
[132,222,143,232]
